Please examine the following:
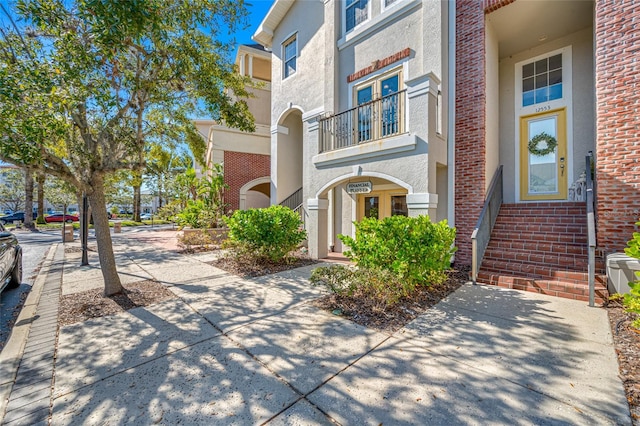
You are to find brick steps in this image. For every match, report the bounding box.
[477,271,608,304]
[476,202,607,304]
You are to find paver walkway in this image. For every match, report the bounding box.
[0,229,632,425]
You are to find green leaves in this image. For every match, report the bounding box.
[224,205,307,263]
[624,220,640,328]
[339,215,457,287]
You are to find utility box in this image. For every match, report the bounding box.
[113,222,122,233]
[606,253,640,295]
[63,224,74,242]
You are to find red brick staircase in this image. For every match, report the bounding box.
[476,202,608,304]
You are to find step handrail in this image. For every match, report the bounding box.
[586,152,596,307]
[471,165,503,283]
[279,187,303,211]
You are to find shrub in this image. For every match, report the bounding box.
[156,201,182,222]
[175,199,219,229]
[623,220,640,328]
[310,265,414,310]
[338,215,456,287]
[223,205,306,262]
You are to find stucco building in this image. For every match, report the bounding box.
[195,44,272,212]
[254,0,640,303]
[254,0,451,259]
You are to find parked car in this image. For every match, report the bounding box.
[0,223,22,293]
[44,214,79,223]
[0,211,37,225]
[140,213,152,220]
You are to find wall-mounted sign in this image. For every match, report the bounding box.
[347,48,411,83]
[346,181,373,194]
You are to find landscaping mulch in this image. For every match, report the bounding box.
[312,266,469,333]
[64,245,97,254]
[59,280,175,326]
[210,250,317,278]
[606,299,640,424]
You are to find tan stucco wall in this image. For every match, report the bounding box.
[266,0,449,255]
[498,27,595,203]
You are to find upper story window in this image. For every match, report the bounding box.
[346,0,369,33]
[383,0,399,8]
[522,53,562,107]
[283,34,297,79]
[355,71,402,141]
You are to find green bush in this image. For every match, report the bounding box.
[339,215,456,287]
[175,199,219,229]
[310,264,411,310]
[156,201,182,222]
[223,205,306,262]
[623,220,640,328]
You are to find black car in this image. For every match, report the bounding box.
[0,211,37,225]
[0,223,22,293]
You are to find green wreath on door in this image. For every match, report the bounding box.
[528,132,558,156]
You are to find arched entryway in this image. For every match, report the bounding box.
[273,108,303,206]
[239,177,271,210]
[308,172,416,259]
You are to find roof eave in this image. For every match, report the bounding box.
[252,0,295,49]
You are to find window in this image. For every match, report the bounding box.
[390,195,408,216]
[522,53,562,107]
[383,0,399,8]
[354,71,401,142]
[283,35,297,79]
[346,0,369,33]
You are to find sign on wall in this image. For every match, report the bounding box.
[346,181,373,194]
[347,48,411,83]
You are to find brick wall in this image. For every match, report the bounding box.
[594,0,640,254]
[483,0,515,14]
[223,151,270,212]
[455,1,487,265]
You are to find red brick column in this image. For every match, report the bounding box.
[594,0,640,254]
[455,1,487,265]
[223,151,270,212]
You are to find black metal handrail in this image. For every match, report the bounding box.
[279,187,305,229]
[586,152,596,306]
[279,187,302,211]
[471,165,504,283]
[318,90,407,153]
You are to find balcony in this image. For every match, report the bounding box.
[319,90,406,154]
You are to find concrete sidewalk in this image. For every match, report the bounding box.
[0,233,632,425]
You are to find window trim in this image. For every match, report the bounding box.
[351,68,404,144]
[515,46,571,116]
[343,0,371,36]
[352,68,403,106]
[282,33,298,80]
[338,0,421,50]
[381,0,406,13]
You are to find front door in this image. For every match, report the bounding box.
[357,190,408,220]
[519,108,567,200]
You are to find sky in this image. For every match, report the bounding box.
[233,0,275,48]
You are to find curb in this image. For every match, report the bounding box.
[0,243,58,423]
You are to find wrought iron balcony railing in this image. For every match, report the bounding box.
[319,90,406,154]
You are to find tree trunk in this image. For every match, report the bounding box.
[36,172,45,222]
[87,175,123,296]
[24,168,35,229]
[133,182,141,221]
